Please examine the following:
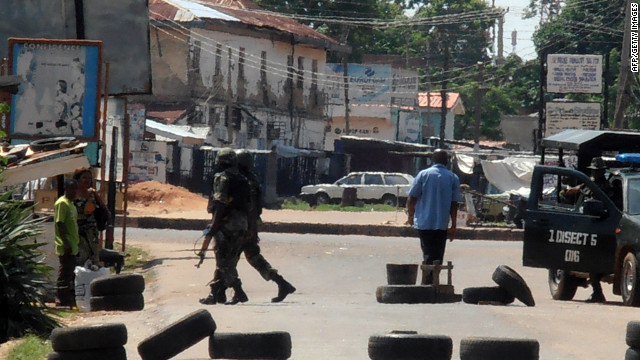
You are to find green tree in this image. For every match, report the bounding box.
[0,139,59,344]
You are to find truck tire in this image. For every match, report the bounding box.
[376,285,436,304]
[47,346,126,360]
[548,269,579,300]
[626,321,640,348]
[90,294,144,311]
[368,333,452,360]
[622,253,640,307]
[492,265,535,307]
[90,274,145,296]
[460,337,539,360]
[462,286,515,305]
[209,331,291,359]
[50,323,127,351]
[138,309,216,360]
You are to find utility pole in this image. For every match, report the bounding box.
[439,45,449,148]
[474,62,485,151]
[425,40,432,144]
[497,13,504,65]
[343,57,350,135]
[614,0,632,128]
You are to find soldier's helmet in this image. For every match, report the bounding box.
[215,148,237,166]
[235,149,253,170]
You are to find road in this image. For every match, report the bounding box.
[71,228,634,360]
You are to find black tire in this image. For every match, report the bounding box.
[90,294,144,312]
[376,285,436,304]
[626,347,640,360]
[492,265,535,306]
[548,269,579,300]
[90,274,145,296]
[209,331,292,359]
[368,333,452,360]
[459,337,539,360]
[622,253,640,306]
[47,346,127,360]
[316,192,330,205]
[138,309,216,360]
[381,194,397,207]
[50,323,127,351]
[626,321,640,348]
[29,137,77,152]
[462,286,515,305]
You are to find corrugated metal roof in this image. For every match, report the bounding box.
[150,0,338,44]
[418,92,462,110]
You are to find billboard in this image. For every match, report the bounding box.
[8,38,102,139]
[546,54,603,94]
[545,102,601,136]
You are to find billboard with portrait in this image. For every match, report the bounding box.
[7,38,102,140]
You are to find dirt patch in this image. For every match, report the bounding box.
[126,181,208,217]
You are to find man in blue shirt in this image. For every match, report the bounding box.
[406,149,461,284]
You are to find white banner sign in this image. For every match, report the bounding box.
[547,54,602,93]
[545,102,600,136]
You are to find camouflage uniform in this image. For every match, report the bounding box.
[233,149,296,302]
[201,148,250,305]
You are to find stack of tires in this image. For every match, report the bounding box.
[48,323,127,360]
[137,309,292,359]
[626,321,640,360]
[462,265,535,307]
[89,274,145,312]
[376,263,436,304]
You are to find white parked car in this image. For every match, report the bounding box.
[299,172,415,207]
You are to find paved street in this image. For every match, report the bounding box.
[71,228,636,360]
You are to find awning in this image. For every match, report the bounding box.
[1,143,90,187]
[146,119,206,145]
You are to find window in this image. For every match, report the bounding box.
[267,121,286,140]
[364,174,384,185]
[385,175,410,185]
[297,56,304,89]
[629,178,640,214]
[340,175,361,185]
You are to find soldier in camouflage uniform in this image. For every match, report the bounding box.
[198,148,250,305]
[234,149,296,302]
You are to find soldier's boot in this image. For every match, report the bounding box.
[271,274,296,303]
[199,282,224,305]
[225,280,249,305]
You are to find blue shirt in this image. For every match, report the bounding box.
[408,163,461,230]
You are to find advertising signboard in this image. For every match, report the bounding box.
[546,54,603,93]
[8,38,102,139]
[545,102,600,137]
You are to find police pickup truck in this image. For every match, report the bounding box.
[523,130,640,306]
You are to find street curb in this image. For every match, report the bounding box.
[116,216,524,241]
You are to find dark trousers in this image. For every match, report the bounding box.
[57,254,77,306]
[418,229,448,284]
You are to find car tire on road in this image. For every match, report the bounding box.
[90,294,144,312]
[47,346,127,360]
[626,321,640,348]
[548,269,579,300]
[381,194,397,207]
[90,274,145,296]
[209,331,292,359]
[315,192,330,206]
[376,285,436,304]
[459,337,539,360]
[50,323,127,352]
[368,332,452,360]
[462,286,515,305]
[137,309,216,360]
[626,347,640,360]
[492,265,535,306]
[622,253,640,307]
